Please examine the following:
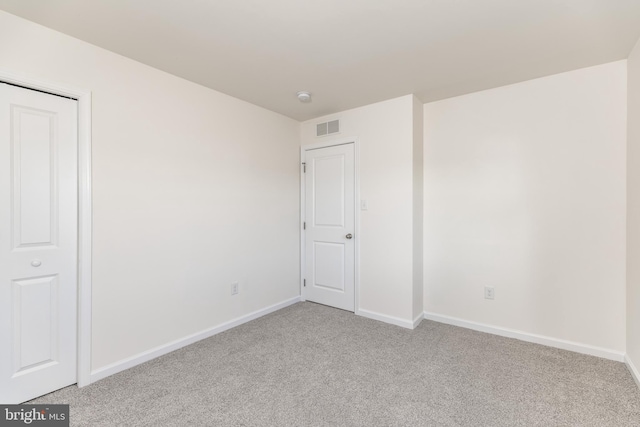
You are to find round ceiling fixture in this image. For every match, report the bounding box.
[297,91,311,103]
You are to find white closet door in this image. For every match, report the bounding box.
[0,83,78,404]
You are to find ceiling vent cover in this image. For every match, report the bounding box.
[316,119,340,137]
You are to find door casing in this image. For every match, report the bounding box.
[0,68,93,388]
[300,137,360,315]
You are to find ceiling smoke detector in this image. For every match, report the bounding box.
[297,91,311,103]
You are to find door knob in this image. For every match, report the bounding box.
[346,234,353,239]
[31,260,42,267]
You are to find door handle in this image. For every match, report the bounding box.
[346,234,353,239]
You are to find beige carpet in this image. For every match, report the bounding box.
[31,302,640,426]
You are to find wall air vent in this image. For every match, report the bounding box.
[316,119,340,137]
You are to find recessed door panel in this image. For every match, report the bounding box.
[313,155,344,227]
[313,242,345,291]
[13,276,59,374]
[12,107,57,248]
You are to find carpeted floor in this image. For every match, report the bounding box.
[30,302,640,426]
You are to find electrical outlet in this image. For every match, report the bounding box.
[231,282,239,295]
[484,286,495,300]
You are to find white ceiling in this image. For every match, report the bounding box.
[1,0,640,121]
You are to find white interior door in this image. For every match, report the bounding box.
[304,143,355,311]
[0,83,78,404]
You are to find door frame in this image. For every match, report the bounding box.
[300,137,360,314]
[0,68,93,388]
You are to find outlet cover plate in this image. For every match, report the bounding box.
[484,286,495,300]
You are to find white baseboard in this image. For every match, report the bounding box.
[413,312,424,329]
[423,311,624,362]
[357,308,415,329]
[625,354,640,389]
[89,296,301,384]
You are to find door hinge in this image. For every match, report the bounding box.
[302,162,306,173]
[303,279,306,287]
[303,222,306,230]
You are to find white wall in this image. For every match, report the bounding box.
[627,39,640,370]
[0,11,300,371]
[301,96,418,324]
[424,61,627,353]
